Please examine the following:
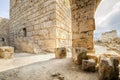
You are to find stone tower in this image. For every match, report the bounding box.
[9,0,72,53]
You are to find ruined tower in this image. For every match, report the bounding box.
[9,0,72,53]
[9,0,101,53]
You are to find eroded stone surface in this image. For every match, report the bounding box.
[99,56,119,80]
[72,47,87,64]
[0,17,9,46]
[82,59,96,72]
[0,46,14,59]
[0,0,100,53]
[99,57,113,80]
[110,57,119,80]
[9,0,72,53]
[0,0,101,53]
[55,47,67,59]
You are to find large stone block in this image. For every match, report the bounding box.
[98,56,119,80]
[99,57,113,80]
[72,47,87,65]
[82,59,96,72]
[55,47,67,59]
[86,54,98,64]
[0,46,14,59]
[110,57,119,80]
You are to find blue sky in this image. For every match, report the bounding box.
[0,0,9,18]
[0,0,120,39]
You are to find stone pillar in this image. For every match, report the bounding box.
[71,0,101,52]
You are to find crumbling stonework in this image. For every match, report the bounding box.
[100,30,118,42]
[82,59,96,72]
[71,0,101,52]
[0,17,9,46]
[99,56,119,80]
[0,0,101,53]
[72,47,87,64]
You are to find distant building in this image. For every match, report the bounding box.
[100,30,118,42]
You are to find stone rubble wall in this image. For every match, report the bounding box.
[0,17,9,46]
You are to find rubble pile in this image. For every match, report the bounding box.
[71,47,120,80]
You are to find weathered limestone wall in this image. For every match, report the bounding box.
[0,17,9,46]
[100,30,118,42]
[10,0,57,53]
[55,0,72,48]
[10,0,72,53]
[71,0,101,51]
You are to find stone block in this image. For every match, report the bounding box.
[87,54,98,64]
[110,57,119,80]
[82,59,96,72]
[55,47,67,59]
[72,47,87,65]
[0,46,14,59]
[99,57,114,80]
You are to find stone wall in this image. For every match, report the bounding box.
[100,30,118,42]
[55,0,72,48]
[0,17,9,46]
[71,0,101,52]
[10,0,72,53]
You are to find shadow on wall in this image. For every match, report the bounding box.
[15,38,34,53]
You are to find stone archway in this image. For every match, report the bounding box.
[70,0,101,52]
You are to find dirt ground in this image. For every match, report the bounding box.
[0,45,119,80]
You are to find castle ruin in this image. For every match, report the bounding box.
[0,0,101,54]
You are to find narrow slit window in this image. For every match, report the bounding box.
[2,38,5,42]
[23,28,27,37]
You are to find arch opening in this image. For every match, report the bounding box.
[94,0,120,41]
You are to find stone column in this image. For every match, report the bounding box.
[71,0,101,52]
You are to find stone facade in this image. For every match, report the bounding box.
[0,0,101,53]
[9,0,72,53]
[100,30,118,42]
[0,17,9,46]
